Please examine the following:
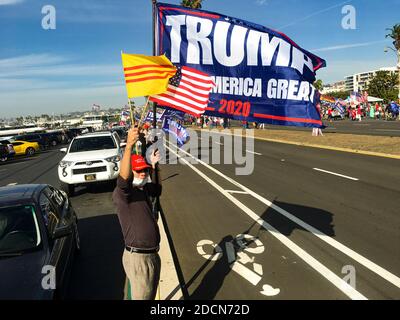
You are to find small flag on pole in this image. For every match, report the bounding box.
[149,66,215,117]
[121,53,176,98]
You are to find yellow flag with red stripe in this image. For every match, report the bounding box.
[121,53,176,98]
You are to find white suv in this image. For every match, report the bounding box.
[58,131,124,196]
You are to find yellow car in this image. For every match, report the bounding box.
[11,140,40,156]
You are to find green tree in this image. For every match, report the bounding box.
[328,91,349,100]
[367,71,398,102]
[313,79,323,91]
[386,23,400,51]
[181,0,203,9]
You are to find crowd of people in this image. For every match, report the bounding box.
[321,102,400,122]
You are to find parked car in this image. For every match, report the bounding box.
[58,131,123,196]
[0,144,9,162]
[0,184,80,299]
[0,139,16,159]
[11,140,40,156]
[12,134,49,150]
[110,127,127,142]
[41,132,63,147]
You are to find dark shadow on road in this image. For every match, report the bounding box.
[66,214,125,300]
[188,235,235,300]
[72,181,116,197]
[174,201,334,299]
[258,201,335,237]
[162,173,179,182]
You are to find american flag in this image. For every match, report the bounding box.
[149,66,214,117]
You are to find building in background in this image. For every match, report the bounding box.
[344,67,398,92]
[321,80,346,94]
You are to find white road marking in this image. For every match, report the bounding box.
[7,182,17,186]
[260,284,280,296]
[313,168,359,181]
[169,140,400,292]
[167,143,367,300]
[214,142,223,145]
[246,150,262,155]
[225,190,249,194]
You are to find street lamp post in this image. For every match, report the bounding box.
[384,46,400,101]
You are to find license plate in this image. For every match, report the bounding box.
[85,174,96,181]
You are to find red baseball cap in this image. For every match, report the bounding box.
[131,154,150,171]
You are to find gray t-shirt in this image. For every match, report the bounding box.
[112,174,161,249]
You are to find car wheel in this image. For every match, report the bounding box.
[60,182,75,197]
[51,140,57,147]
[25,147,35,156]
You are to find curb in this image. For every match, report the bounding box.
[157,211,183,300]
[196,128,400,160]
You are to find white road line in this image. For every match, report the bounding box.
[7,183,17,186]
[225,190,249,194]
[246,150,262,155]
[214,142,223,145]
[313,168,359,181]
[166,143,367,300]
[168,141,400,290]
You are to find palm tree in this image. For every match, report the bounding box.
[181,0,203,9]
[386,23,400,50]
[385,24,400,101]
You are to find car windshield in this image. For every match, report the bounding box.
[69,136,116,152]
[0,205,41,254]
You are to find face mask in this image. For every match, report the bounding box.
[132,175,151,188]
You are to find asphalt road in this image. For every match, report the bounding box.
[229,118,400,136]
[159,133,400,300]
[1,136,399,300]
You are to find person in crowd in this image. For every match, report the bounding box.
[113,127,162,300]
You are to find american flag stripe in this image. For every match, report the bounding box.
[154,88,207,109]
[150,97,204,115]
[166,84,210,99]
[178,81,211,96]
[166,86,208,105]
[150,66,214,117]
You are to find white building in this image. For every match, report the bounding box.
[321,80,346,94]
[344,67,398,92]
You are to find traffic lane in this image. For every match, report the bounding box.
[252,138,400,192]
[0,146,125,299]
[160,161,352,300]
[0,149,64,186]
[204,139,400,276]
[203,132,400,193]
[186,141,400,297]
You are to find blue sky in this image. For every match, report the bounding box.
[0,0,399,117]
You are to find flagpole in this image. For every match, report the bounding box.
[152,0,158,130]
[121,50,136,127]
[139,96,151,125]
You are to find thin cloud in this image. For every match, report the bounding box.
[255,0,268,5]
[0,0,23,5]
[278,0,351,30]
[312,40,389,52]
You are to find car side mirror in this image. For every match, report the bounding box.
[120,142,127,148]
[60,147,67,152]
[52,224,73,239]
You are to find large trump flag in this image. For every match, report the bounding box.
[155,3,327,128]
